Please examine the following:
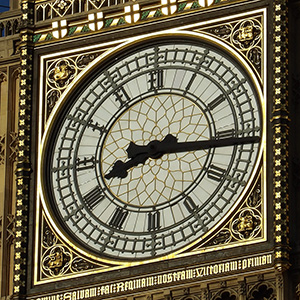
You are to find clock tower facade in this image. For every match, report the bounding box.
[0,0,299,299]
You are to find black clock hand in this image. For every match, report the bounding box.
[105,134,260,180]
[126,134,260,159]
[104,152,150,180]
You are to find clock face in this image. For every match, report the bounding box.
[41,36,263,262]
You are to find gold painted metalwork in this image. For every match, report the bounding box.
[53,64,69,81]
[237,24,253,42]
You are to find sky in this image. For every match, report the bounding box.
[0,0,10,13]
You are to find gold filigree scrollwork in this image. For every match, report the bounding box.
[40,216,107,279]
[75,53,101,70]
[231,208,261,240]
[231,19,261,50]
[43,222,58,248]
[0,135,5,165]
[48,58,77,90]
[46,90,61,117]
[202,176,262,248]
[201,16,263,76]
[70,257,96,272]
[53,64,69,81]
[42,245,72,277]
[207,24,233,40]
[207,229,232,246]
[45,50,105,121]
[247,181,261,207]
[46,58,77,117]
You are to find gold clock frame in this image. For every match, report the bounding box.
[34,8,267,284]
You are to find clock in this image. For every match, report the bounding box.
[40,33,263,263]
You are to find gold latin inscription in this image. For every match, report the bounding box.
[34,254,272,300]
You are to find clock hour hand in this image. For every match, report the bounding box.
[104,135,175,180]
[126,134,260,159]
[104,152,150,180]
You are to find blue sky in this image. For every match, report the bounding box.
[0,0,10,12]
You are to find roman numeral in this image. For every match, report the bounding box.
[215,129,235,139]
[207,165,226,182]
[76,156,96,171]
[207,94,225,110]
[183,196,198,213]
[184,73,197,94]
[83,186,105,209]
[87,119,107,134]
[148,69,164,91]
[115,87,130,107]
[148,211,160,231]
[109,207,128,229]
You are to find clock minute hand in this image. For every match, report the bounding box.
[127,134,260,159]
[105,134,260,180]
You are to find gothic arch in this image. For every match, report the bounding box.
[212,289,238,300]
[179,294,200,300]
[248,282,276,300]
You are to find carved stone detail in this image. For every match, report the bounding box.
[0,135,5,165]
[0,216,2,247]
[6,214,15,244]
[9,132,18,162]
[52,0,74,17]
[0,71,7,83]
[248,282,276,300]
[212,290,237,300]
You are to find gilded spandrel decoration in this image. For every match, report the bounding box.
[48,59,77,90]
[42,245,72,277]
[231,208,261,240]
[45,51,102,119]
[202,176,262,248]
[199,16,262,77]
[40,216,108,280]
